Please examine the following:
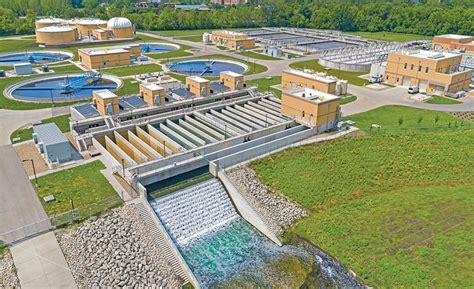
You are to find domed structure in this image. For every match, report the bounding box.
[107,17,132,29]
[107,17,134,39]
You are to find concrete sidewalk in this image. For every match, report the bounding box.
[10,232,76,289]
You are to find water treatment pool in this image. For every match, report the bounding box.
[166,59,247,77]
[0,51,72,66]
[8,73,120,102]
[139,43,179,54]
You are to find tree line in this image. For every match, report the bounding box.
[0,0,473,36]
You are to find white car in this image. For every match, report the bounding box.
[408,86,419,94]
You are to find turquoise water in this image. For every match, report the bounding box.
[179,218,287,288]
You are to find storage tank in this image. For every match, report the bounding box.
[107,17,134,39]
[36,26,77,45]
[35,18,65,29]
[76,19,107,38]
[202,33,211,43]
[340,80,348,95]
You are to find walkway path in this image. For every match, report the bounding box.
[343,85,474,116]
[0,145,49,244]
[0,106,69,145]
[10,232,77,289]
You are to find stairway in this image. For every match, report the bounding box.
[135,202,190,284]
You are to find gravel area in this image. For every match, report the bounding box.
[57,204,182,287]
[0,250,20,288]
[227,166,308,235]
[14,142,49,176]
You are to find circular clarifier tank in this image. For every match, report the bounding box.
[7,73,122,102]
[166,59,247,77]
[139,42,180,54]
[0,51,73,66]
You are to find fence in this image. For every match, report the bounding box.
[0,195,123,245]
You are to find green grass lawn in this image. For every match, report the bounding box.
[246,76,282,97]
[289,60,367,86]
[10,114,71,143]
[178,35,203,42]
[251,105,473,287]
[49,64,83,73]
[148,50,193,60]
[0,39,36,53]
[340,95,357,105]
[101,63,162,77]
[35,160,123,218]
[237,51,281,61]
[165,54,267,75]
[346,31,432,42]
[425,95,462,105]
[115,79,140,96]
[216,46,229,51]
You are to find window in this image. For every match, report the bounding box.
[404,63,407,69]
[386,75,389,80]
[425,66,429,73]
[411,64,414,70]
[418,65,422,72]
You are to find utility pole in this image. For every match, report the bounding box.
[23,159,38,187]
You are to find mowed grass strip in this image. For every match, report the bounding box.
[250,105,474,287]
[35,160,123,218]
[237,51,281,60]
[101,63,162,77]
[289,60,367,86]
[425,95,462,105]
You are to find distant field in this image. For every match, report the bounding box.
[251,106,473,287]
[347,31,432,42]
[289,60,367,86]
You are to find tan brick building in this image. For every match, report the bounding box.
[281,87,341,132]
[219,71,244,90]
[93,90,119,115]
[79,44,140,69]
[432,34,474,54]
[140,83,165,105]
[384,50,472,95]
[186,76,210,96]
[211,30,255,50]
[281,69,337,94]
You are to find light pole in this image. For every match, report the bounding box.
[121,158,125,177]
[23,159,38,187]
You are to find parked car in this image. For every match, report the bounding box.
[369,74,383,84]
[408,86,419,94]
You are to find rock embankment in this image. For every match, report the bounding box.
[0,250,20,287]
[227,166,308,235]
[57,204,182,287]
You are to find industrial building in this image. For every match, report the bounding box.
[35,17,135,46]
[78,44,141,69]
[282,69,342,94]
[384,50,472,95]
[432,34,474,54]
[281,87,341,131]
[33,123,74,166]
[211,30,255,50]
[212,0,247,4]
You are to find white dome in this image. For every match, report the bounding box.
[107,17,132,29]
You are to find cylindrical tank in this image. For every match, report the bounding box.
[107,17,134,39]
[35,18,64,29]
[36,26,77,45]
[76,19,107,39]
[335,81,342,96]
[202,33,211,43]
[340,80,348,95]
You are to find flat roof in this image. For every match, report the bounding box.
[140,83,164,91]
[213,30,247,36]
[36,18,64,24]
[284,87,340,103]
[79,48,129,55]
[76,19,107,25]
[33,123,69,146]
[186,76,209,83]
[395,50,460,60]
[284,69,337,84]
[220,70,243,77]
[94,89,118,99]
[36,26,75,32]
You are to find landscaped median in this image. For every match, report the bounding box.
[35,160,123,223]
[289,59,367,86]
[250,105,473,287]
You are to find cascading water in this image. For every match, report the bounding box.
[149,179,364,288]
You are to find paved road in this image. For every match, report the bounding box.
[11,231,76,289]
[0,106,69,145]
[0,145,49,244]
[343,85,474,116]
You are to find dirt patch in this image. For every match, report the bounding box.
[14,142,49,177]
